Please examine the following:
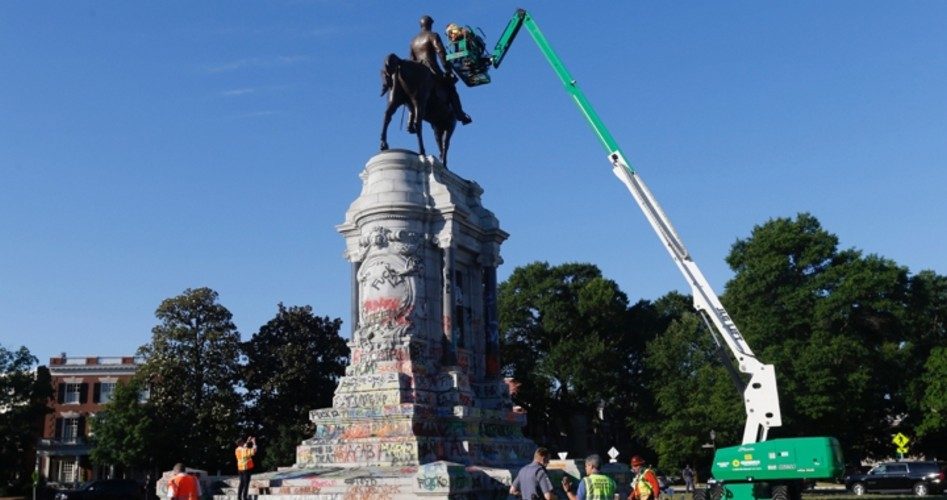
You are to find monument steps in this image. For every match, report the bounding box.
[208,462,516,499]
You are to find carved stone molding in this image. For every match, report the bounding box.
[353,226,427,346]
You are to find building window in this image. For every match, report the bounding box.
[98,382,116,404]
[62,418,80,443]
[64,383,82,404]
[59,460,78,483]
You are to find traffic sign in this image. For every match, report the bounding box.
[896,446,909,454]
[892,433,910,448]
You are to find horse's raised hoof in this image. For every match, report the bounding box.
[460,113,472,125]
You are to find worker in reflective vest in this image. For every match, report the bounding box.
[235,436,256,500]
[167,463,201,500]
[562,454,617,500]
[631,455,661,500]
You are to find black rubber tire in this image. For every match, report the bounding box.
[914,482,929,496]
[694,489,708,500]
[709,485,723,500]
[772,485,790,500]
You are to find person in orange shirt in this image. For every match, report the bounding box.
[235,436,256,500]
[167,463,201,500]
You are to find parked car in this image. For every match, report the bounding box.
[54,479,143,500]
[844,461,946,496]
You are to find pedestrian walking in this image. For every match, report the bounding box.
[235,436,256,500]
[682,464,695,493]
[561,454,617,500]
[510,447,554,500]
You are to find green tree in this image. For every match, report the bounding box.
[242,304,349,470]
[915,346,947,448]
[631,294,744,471]
[0,345,51,495]
[634,213,947,466]
[498,262,634,454]
[137,287,243,472]
[90,377,157,473]
[903,270,947,455]
[723,213,911,458]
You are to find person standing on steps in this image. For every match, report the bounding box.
[235,436,256,500]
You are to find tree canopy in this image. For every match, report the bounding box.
[499,262,637,455]
[0,345,51,495]
[723,213,918,458]
[136,287,244,472]
[90,377,156,472]
[498,213,947,468]
[242,303,349,470]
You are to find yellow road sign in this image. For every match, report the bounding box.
[896,446,909,454]
[892,433,910,448]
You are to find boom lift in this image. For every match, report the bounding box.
[447,9,844,500]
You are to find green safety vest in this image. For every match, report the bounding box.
[583,473,617,500]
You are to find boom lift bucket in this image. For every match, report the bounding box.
[445,25,493,86]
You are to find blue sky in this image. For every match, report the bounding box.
[2,1,946,365]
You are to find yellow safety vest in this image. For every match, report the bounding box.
[583,473,617,500]
[236,446,255,471]
[633,467,658,500]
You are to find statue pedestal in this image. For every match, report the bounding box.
[217,151,534,498]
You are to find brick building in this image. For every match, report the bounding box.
[36,354,141,486]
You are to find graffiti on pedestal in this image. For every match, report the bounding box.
[354,226,426,347]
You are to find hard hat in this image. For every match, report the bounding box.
[631,455,646,467]
[445,23,462,40]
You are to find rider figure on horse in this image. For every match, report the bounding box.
[410,15,472,125]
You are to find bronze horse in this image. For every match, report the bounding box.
[380,53,457,167]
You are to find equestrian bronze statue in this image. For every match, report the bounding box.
[379,15,471,168]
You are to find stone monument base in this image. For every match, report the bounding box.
[209,461,516,499]
[199,459,633,499]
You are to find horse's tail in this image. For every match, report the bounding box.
[381,53,400,96]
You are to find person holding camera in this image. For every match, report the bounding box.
[234,436,256,500]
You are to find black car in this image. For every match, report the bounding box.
[54,479,143,500]
[844,461,946,496]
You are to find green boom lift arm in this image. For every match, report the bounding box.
[486,8,781,446]
[450,10,846,497]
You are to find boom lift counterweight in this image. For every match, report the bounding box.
[447,9,844,500]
